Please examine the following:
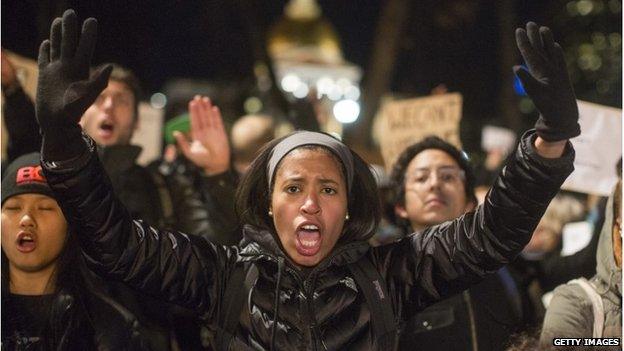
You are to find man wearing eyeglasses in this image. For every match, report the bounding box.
[390,136,478,232]
[390,136,522,351]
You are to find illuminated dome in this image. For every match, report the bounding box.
[267,0,343,65]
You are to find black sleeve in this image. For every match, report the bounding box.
[2,85,41,162]
[42,135,238,320]
[197,169,242,246]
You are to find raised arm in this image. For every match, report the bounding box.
[1,50,42,162]
[374,23,578,318]
[173,96,241,245]
[37,10,233,317]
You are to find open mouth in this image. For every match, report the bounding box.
[295,223,322,256]
[16,232,36,253]
[98,120,115,138]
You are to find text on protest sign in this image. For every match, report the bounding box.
[377,93,462,172]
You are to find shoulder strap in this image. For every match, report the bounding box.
[215,261,258,351]
[568,278,604,338]
[348,256,397,351]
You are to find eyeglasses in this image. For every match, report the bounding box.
[405,166,465,189]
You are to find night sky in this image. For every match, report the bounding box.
[3,1,617,151]
[2,0,381,93]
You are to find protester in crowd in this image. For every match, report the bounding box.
[230,113,276,175]
[150,97,241,246]
[540,175,621,347]
[1,51,41,164]
[2,26,245,351]
[33,11,577,350]
[505,191,603,327]
[1,36,246,351]
[522,193,586,262]
[78,63,219,235]
[390,136,522,351]
[0,153,157,350]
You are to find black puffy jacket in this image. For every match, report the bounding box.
[1,270,152,351]
[43,131,574,350]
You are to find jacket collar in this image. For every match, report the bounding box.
[240,224,370,273]
[98,144,143,175]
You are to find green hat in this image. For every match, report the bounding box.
[164,113,190,145]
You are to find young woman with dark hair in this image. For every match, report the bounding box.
[236,141,381,252]
[1,153,153,350]
[1,160,93,349]
[34,10,579,351]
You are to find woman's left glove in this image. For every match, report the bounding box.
[514,22,580,142]
[36,9,111,159]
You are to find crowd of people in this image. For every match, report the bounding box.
[1,9,621,351]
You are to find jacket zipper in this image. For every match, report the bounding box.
[247,247,365,350]
[304,279,320,351]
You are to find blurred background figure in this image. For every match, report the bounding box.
[540,166,621,347]
[1,50,40,165]
[230,113,276,174]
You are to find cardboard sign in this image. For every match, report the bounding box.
[377,93,462,171]
[3,51,38,99]
[562,100,622,196]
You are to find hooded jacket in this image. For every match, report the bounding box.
[540,190,622,346]
[43,131,574,350]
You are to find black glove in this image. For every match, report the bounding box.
[36,9,112,160]
[514,22,580,142]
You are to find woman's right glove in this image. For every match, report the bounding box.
[514,22,580,142]
[36,9,111,160]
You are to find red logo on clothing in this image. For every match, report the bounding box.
[16,166,46,185]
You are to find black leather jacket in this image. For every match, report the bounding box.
[42,131,574,350]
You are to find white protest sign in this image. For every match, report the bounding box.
[561,100,621,196]
[130,103,164,166]
[560,221,594,257]
[481,125,517,157]
[377,93,462,171]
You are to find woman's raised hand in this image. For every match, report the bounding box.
[36,9,111,134]
[514,22,580,142]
